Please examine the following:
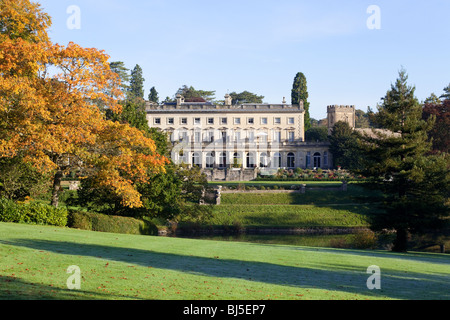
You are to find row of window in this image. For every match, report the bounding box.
[172,129,297,143]
[178,151,328,168]
[153,116,297,126]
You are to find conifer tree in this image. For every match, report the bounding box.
[148,86,159,103]
[291,72,311,131]
[357,69,449,252]
[128,64,145,99]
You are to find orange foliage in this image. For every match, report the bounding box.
[0,0,168,208]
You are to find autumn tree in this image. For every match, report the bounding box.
[0,0,168,208]
[422,100,450,153]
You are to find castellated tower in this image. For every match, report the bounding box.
[327,105,356,135]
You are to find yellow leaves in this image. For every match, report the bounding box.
[0,0,51,43]
[0,0,168,209]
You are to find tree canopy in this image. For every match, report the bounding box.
[175,85,215,102]
[0,0,168,208]
[356,69,449,252]
[291,72,311,131]
[229,91,264,105]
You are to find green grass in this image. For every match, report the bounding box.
[209,181,344,188]
[220,185,379,206]
[205,185,380,229]
[210,204,372,228]
[1,222,449,300]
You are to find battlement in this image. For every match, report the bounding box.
[327,105,355,111]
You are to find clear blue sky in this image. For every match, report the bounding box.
[38,0,450,120]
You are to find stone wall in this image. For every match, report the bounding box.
[203,168,258,182]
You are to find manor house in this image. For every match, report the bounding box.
[146,94,355,181]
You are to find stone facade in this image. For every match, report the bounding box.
[146,96,356,181]
[327,105,356,135]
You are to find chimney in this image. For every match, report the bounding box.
[224,94,232,106]
[176,94,184,107]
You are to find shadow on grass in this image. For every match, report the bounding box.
[2,239,449,300]
[0,275,135,300]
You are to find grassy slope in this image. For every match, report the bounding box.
[1,223,449,300]
[208,185,379,228]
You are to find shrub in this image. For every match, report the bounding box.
[0,198,67,227]
[0,198,21,222]
[67,210,158,236]
[20,202,68,227]
[350,229,378,249]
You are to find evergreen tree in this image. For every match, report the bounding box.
[328,121,363,170]
[440,83,450,100]
[148,86,159,103]
[291,72,311,131]
[175,85,215,102]
[110,61,131,93]
[128,64,145,99]
[357,69,449,252]
[229,91,264,105]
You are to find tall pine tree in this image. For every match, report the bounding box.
[148,86,159,103]
[291,72,311,131]
[128,64,145,99]
[357,69,449,252]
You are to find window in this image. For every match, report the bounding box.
[154,118,161,125]
[180,131,189,142]
[192,153,201,167]
[323,152,328,167]
[288,117,295,124]
[288,131,295,142]
[261,118,268,125]
[194,131,201,143]
[306,152,311,167]
[273,130,281,142]
[234,118,241,125]
[274,117,281,124]
[287,153,295,168]
[206,130,214,142]
[167,118,174,125]
[233,153,242,167]
[208,118,214,125]
[259,131,268,143]
[260,153,268,168]
[248,118,254,124]
[221,117,228,125]
[246,153,255,168]
[206,152,215,168]
[248,130,255,143]
[274,153,282,168]
[219,152,227,168]
[235,131,241,142]
[179,150,188,164]
[181,118,187,125]
[194,118,201,125]
[314,152,321,168]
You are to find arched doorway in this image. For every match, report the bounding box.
[313,152,321,168]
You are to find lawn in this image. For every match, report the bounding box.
[1,222,449,300]
[206,184,379,229]
[210,204,372,228]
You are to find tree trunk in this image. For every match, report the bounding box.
[393,228,408,252]
[51,171,63,208]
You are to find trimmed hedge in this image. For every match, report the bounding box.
[0,198,68,227]
[67,210,158,236]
